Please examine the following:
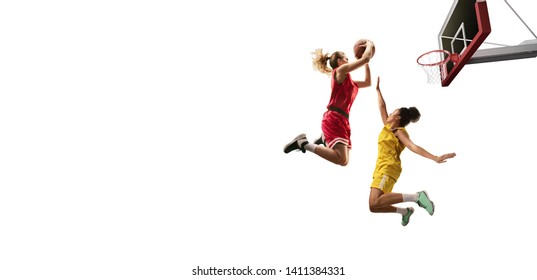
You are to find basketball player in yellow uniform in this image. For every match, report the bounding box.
[369,77,456,226]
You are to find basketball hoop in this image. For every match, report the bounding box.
[417,50,459,84]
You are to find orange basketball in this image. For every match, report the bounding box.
[354,39,375,59]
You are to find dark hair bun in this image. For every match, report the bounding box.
[409,107,421,123]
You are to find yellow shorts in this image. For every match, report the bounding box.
[371,174,396,193]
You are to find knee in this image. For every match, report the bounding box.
[369,199,380,213]
[336,155,349,166]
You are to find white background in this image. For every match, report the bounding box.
[1,0,536,279]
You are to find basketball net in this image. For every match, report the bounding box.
[417,50,451,84]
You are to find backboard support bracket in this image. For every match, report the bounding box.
[468,39,537,64]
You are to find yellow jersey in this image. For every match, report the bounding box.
[372,123,408,181]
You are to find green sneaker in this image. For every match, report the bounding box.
[401,207,414,226]
[417,191,435,215]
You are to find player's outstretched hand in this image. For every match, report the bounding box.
[434,153,457,163]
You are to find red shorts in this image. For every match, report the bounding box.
[321,110,351,149]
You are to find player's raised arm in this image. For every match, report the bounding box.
[395,130,457,163]
[337,40,374,75]
[354,64,371,88]
[376,77,388,125]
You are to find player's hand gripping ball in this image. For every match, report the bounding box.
[354,39,375,60]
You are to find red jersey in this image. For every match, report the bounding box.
[326,68,359,116]
[320,68,359,149]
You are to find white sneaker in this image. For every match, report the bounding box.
[283,134,309,153]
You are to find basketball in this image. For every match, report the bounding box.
[354,39,375,59]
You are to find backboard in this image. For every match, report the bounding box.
[438,0,491,87]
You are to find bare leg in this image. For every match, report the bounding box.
[369,187,404,213]
[369,187,419,226]
[313,143,349,166]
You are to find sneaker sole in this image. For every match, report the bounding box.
[419,190,435,216]
[402,207,414,226]
[283,133,306,153]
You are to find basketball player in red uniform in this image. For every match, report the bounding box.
[283,40,374,166]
